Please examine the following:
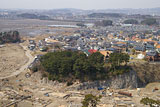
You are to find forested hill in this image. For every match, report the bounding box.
[88,13,123,18]
[0,31,20,44]
[17,13,50,20]
[36,51,130,85]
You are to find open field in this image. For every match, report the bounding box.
[0,44,28,78]
[0,19,77,36]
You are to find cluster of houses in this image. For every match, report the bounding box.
[28,40,36,50]
[29,25,160,62]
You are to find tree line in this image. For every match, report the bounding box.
[95,18,158,27]
[17,13,50,20]
[124,18,158,25]
[40,51,105,83]
[95,20,113,26]
[88,13,122,18]
[0,31,20,44]
[39,51,130,84]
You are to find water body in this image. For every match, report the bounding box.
[48,25,79,28]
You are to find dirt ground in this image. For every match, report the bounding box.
[0,44,28,77]
[0,68,159,107]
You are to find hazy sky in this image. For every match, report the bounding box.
[1,0,160,10]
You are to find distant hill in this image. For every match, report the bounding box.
[94,8,160,15]
[17,13,38,19]
[48,8,160,15]
[141,18,158,25]
[126,14,153,19]
[47,8,160,16]
[88,13,123,18]
[38,15,50,20]
[1,8,160,20]
[17,13,50,20]
[123,19,139,24]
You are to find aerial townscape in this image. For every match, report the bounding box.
[0,0,160,107]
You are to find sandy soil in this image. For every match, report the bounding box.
[0,44,28,77]
[0,68,159,107]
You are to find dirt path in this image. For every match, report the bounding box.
[0,43,34,80]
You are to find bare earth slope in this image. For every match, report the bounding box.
[0,44,29,78]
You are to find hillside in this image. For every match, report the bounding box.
[17,13,50,20]
[88,13,123,18]
[131,62,160,87]
[67,62,160,90]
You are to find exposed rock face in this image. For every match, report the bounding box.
[68,70,138,90]
[132,62,160,87]
[34,62,160,90]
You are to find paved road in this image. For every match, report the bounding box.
[0,44,34,80]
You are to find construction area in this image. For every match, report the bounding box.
[0,70,160,107]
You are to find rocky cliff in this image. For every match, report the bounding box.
[35,62,160,90]
[68,70,138,90]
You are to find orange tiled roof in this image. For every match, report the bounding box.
[99,51,112,56]
[135,38,142,42]
[99,51,107,56]
[156,45,160,49]
[142,39,157,44]
[116,41,126,44]
[143,39,151,42]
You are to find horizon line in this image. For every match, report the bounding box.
[0,7,160,11]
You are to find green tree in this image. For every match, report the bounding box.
[140,97,160,107]
[40,51,106,82]
[95,20,113,26]
[82,94,102,107]
[121,53,130,65]
[76,23,86,27]
[88,52,105,80]
[141,18,158,26]
[131,49,136,55]
[124,19,138,24]
[102,20,113,26]
[108,53,130,71]
[0,31,20,44]
[88,52,104,71]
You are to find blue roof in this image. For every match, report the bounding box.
[117,44,126,47]
[146,52,157,56]
[128,41,136,44]
[98,87,104,90]
[106,47,117,51]
[134,46,145,51]
[146,44,154,48]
